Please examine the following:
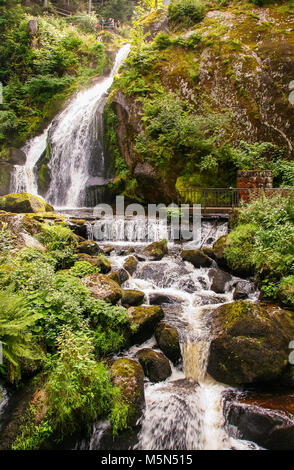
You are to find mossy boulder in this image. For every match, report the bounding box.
[123,256,138,275]
[111,358,145,428]
[155,322,181,365]
[0,193,53,213]
[122,289,145,307]
[77,253,111,273]
[82,273,122,304]
[207,301,294,386]
[126,305,164,345]
[212,235,230,270]
[76,240,102,256]
[137,348,171,382]
[181,249,213,268]
[108,271,121,285]
[142,240,168,261]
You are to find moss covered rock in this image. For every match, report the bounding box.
[122,289,145,307]
[123,256,138,275]
[212,235,230,270]
[142,240,168,261]
[207,301,294,386]
[155,322,181,365]
[76,240,102,256]
[82,273,122,304]
[111,358,145,428]
[77,253,111,273]
[0,193,53,213]
[181,249,213,268]
[137,348,171,382]
[126,305,164,345]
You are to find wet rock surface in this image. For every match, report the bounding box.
[208,268,232,294]
[223,389,294,450]
[181,249,213,269]
[155,322,182,365]
[0,193,53,213]
[122,289,145,307]
[142,240,168,261]
[111,358,145,428]
[126,305,164,345]
[137,348,171,383]
[82,273,122,304]
[207,301,294,385]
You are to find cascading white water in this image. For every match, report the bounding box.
[10,45,130,206]
[10,127,49,195]
[45,44,130,208]
[90,239,260,451]
[87,217,229,246]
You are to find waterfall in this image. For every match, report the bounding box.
[45,44,130,208]
[10,127,49,195]
[10,44,130,206]
[87,217,228,246]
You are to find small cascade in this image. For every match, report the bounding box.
[87,216,228,246]
[10,127,49,194]
[45,44,130,208]
[76,236,260,451]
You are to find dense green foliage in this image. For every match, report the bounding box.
[0,3,110,152]
[168,0,206,29]
[0,218,130,447]
[225,194,294,305]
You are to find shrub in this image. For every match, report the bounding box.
[277,276,294,308]
[70,260,100,278]
[224,195,294,284]
[45,325,122,436]
[168,0,206,29]
[0,289,43,383]
[224,223,257,273]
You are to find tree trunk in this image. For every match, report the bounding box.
[88,0,92,14]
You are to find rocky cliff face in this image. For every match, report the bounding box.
[106,5,294,203]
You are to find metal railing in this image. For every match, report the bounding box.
[177,187,294,208]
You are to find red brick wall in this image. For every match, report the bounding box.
[237,170,273,190]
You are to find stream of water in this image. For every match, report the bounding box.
[75,237,260,451]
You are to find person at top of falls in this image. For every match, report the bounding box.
[116,19,121,29]
[98,17,105,29]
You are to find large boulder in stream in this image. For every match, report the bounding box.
[76,240,102,256]
[142,240,168,261]
[206,301,294,386]
[126,305,164,345]
[181,249,213,269]
[224,389,294,450]
[122,289,145,307]
[0,193,53,213]
[111,358,145,428]
[123,256,138,275]
[137,348,171,383]
[208,268,232,294]
[155,322,182,365]
[82,273,122,304]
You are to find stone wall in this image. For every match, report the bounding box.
[237,170,273,190]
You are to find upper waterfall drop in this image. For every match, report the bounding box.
[10,44,130,207]
[45,43,130,209]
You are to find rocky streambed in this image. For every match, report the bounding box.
[1,208,294,450]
